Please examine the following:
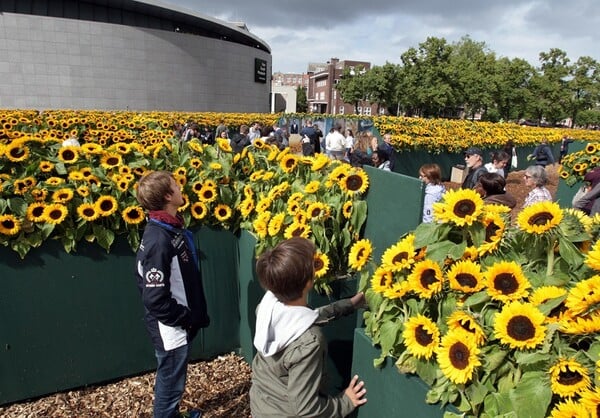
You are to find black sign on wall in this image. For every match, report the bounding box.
[255,58,267,83]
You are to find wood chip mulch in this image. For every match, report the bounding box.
[0,353,252,418]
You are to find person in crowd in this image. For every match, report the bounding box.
[173,122,184,139]
[181,123,200,142]
[325,124,346,160]
[218,129,229,142]
[134,170,210,418]
[502,140,517,177]
[371,149,391,171]
[475,172,517,209]
[249,237,367,417]
[559,135,574,163]
[522,165,552,207]
[349,132,373,167]
[248,122,262,143]
[299,119,318,156]
[215,120,228,139]
[200,126,214,145]
[528,139,555,167]
[573,166,600,215]
[344,128,355,162]
[377,133,396,171]
[289,120,299,134]
[484,150,510,177]
[462,147,487,189]
[230,124,251,153]
[314,123,324,154]
[419,163,446,223]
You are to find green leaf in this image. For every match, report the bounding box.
[7,197,27,216]
[462,291,491,308]
[558,238,585,269]
[507,371,552,418]
[425,240,459,264]
[379,319,402,355]
[92,224,115,252]
[415,358,437,386]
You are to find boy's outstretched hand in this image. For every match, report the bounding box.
[350,292,367,309]
[344,375,367,407]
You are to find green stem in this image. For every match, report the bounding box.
[546,238,555,278]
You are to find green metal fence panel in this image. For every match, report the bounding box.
[362,165,425,262]
[237,230,261,364]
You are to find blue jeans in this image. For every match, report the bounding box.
[154,344,189,418]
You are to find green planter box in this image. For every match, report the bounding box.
[0,227,240,406]
[351,328,456,417]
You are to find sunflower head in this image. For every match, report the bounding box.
[549,358,591,398]
[517,201,563,235]
[433,188,484,226]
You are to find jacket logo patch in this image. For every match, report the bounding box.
[145,268,165,287]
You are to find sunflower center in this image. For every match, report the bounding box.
[346,175,363,191]
[493,273,518,295]
[453,199,476,218]
[83,207,95,217]
[420,269,438,289]
[456,273,477,288]
[62,150,75,160]
[100,201,114,211]
[415,325,434,346]
[1,219,15,228]
[506,315,535,341]
[10,148,25,158]
[32,207,45,217]
[548,303,566,319]
[557,369,583,386]
[392,252,409,264]
[449,342,470,369]
[314,258,324,271]
[49,209,62,220]
[459,319,476,334]
[528,212,553,226]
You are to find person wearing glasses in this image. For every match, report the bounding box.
[523,165,552,207]
[462,147,487,189]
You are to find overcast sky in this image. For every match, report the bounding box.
[164,0,598,73]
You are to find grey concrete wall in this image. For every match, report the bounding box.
[0,13,271,112]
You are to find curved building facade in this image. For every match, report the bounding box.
[0,0,272,112]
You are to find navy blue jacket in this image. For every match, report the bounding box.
[135,219,209,351]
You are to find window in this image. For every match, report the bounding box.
[357,106,362,115]
[364,107,371,116]
[339,106,345,115]
[333,91,336,100]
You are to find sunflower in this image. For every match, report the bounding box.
[121,206,145,225]
[529,286,568,323]
[581,389,600,417]
[280,154,298,173]
[304,180,321,194]
[564,275,600,316]
[238,198,254,219]
[494,301,546,350]
[39,160,55,172]
[383,281,410,300]
[517,201,563,234]
[408,259,444,299]
[342,201,353,219]
[446,259,484,293]
[381,235,416,272]
[478,211,506,256]
[560,311,600,335]
[485,261,531,303]
[5,142,30,162]
[76,186,90,198]
[198,185,218,203]
[549,358,591,398]
[267,212,285,236]
[328,164,350,184]
[51,188,74,204]
[403,315,440,360]
[340,170,369,195]
[283,221,311,239]
[256,197,273,214]
[314,252,330,279]
[436,331,481,384]
[585,241,600,271]
[95,196,118,217]
[0,214,21,236]
[370,266,394,294]
[311,153,330,171]
[447,311,486,346]
[306,202,330,220]
[216,138,232,153]
[100,153,122,169]
[433,188,484,226]
[77,203,100,222]
[549,398,590,418]
[26,202,47,222]
[253,211,271,239]
[81,143,104,154]
[31,188,48,202]
[348,239,373,271]
[42,203,69,225]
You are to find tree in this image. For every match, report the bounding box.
[491,57,535,122]
[567,56,600,127]
[296,86,308,113]
[336,66,367,114]
[360,62,400,115]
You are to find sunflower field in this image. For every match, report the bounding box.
[0,109,369,294]
[357,188,600,417]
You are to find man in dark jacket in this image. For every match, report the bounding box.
[230,124,250,153]
[299,120,318,156]
[135,170,209,418]
[528,139,555,167]
[462,147,487,189]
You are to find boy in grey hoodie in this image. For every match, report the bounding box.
[250,237,367,417]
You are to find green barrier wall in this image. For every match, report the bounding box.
[352,328,456,417]
[0,227,239,405]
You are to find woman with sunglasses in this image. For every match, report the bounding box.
[522,165,552,208]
